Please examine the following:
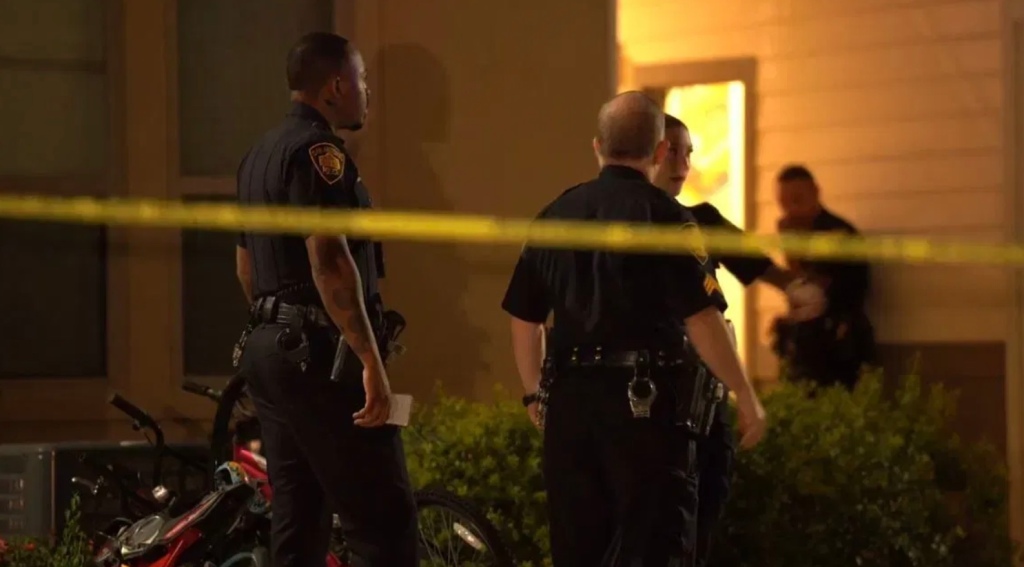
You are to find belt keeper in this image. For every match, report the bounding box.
[637,351,650,378]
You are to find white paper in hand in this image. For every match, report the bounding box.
[386,394,414,427]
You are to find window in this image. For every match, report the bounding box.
[177,0,334,176]
[0,222,107,378]
[664,82,749,366]
[0,0,109,176]
[181,195,251,377]
[0,0,112,378]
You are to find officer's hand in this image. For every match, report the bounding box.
[526,403,542,429]
[353,364,392,428]
[785,279,827,322]
[735,389,767,449]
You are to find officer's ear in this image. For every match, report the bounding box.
[592,137,605,167]
[652,138,670,166]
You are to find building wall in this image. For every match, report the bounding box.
[0,0,615,442]
[619,0,1006,399]
[621,0,1024,542]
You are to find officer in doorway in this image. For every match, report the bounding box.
[652,114,827,566]
[233,32,417,567]
[502,91,767,567]
[773,164,876,389]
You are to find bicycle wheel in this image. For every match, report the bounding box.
[414,487,515,567]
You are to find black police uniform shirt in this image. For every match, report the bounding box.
[236,102,385,306]
[687,202,772,287]
[803,207,869,315]
[501,165,728,353]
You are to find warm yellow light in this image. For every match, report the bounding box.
[664,81,748,367]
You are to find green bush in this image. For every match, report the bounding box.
[403,388,551,566]
[403,372,1019,566]
[0,493,92,567]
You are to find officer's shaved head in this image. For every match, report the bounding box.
[595,91,665,161]
[287,32,354,92]
[287,32,369,132]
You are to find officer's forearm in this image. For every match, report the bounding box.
[235,245,253,303]
[307,236,384,370]
[238,275,253,304]
[510,317,546,394]
[684,307,756,398]
[758,265,797,291]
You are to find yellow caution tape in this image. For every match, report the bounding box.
[1,193,1023,266]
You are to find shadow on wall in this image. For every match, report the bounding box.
[372,42,490,402]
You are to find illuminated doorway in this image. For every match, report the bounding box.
[663,82,749,366]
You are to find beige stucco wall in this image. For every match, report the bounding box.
[619,0,1007,379]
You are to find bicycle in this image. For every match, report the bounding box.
[184,375,515,567]
[69,393,274,567]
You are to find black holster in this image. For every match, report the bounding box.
[329,297,408,382]
[684,367,725,437]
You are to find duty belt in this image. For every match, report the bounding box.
[559,346,689,368]
[545,344,721,434]
[252,296,332,328]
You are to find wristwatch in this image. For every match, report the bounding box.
[522,393,539,407]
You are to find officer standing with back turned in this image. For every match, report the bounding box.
[502,91,768,567]
[233,32,418,567]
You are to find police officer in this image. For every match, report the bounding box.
[233,32,417,567]
[502,91,767,567]
[773,164,876,389]
[651,115,827,566]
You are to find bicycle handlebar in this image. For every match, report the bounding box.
[181,380,222,403]
[108,392,174,489]
[108,393,158,430]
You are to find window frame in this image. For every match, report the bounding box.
[0,0,124,423]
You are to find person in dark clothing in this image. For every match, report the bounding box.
[651,114,827,564]
[233,32,417,567]
[651,115,827,566]
[772,164,877,389]
[502,92,767,567]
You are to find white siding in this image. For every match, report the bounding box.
[619,0,1006,378]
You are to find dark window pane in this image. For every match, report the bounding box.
[0,0,106,62]
[0,0,109,176]
[0,68,108,176]
[0,220,106,378]
[177,0,333,175]
[181,196,250,376]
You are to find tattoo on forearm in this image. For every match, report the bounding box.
[310,236,378,358]
[330,278,376,356]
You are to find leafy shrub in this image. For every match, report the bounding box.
[403,387,550,566]
[712,369,1016,567]
[0,493,92,567]
[403,372,1019,566]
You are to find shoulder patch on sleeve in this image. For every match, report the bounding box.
[308,142,346,185]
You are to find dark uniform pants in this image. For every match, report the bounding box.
[694,400,734,567]
[543,366,699,567]
[775,312,876,390]
[239,323,418,567]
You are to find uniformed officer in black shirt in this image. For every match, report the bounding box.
[773,164,876,389]
[652,115,827,566]
[502,91,767,567]
[233,32,417,567]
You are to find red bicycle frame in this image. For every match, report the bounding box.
[94,482,257,567]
